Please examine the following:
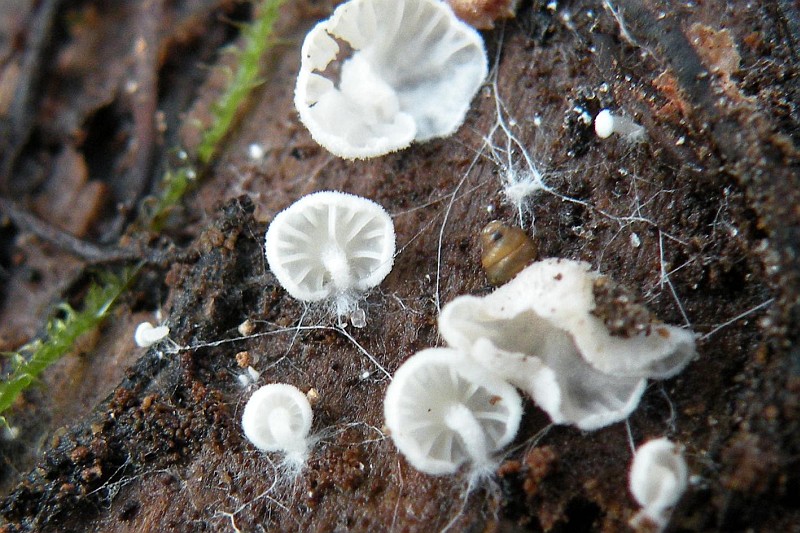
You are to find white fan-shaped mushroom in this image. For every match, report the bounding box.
[264,191,395,321]
[384,348,522,475]
[295,0,488,159]
[438,258,696,430]
[242,383,313,465]
[629,438,688,530]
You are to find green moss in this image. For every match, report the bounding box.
[196,0,287,165]
[146,0,287,229]
[0,268,136,427]
[144,164,196,232]
[0,1,289,426]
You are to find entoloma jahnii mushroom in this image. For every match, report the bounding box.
[264,191,395,326]
[439,258,696,430]
[294,0,488,159]
[384,348,522,477]
[242,383,314,472]
[629,437,688,531]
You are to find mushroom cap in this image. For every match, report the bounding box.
[595,109,615,138]
[629,438,688,526]
[438,258,696,430]
[242,383,313,453]
[264,191,395,302]
[442,258,696,380]
[443,300,647,431]
[294,0,488,159]
[384,347,522,475]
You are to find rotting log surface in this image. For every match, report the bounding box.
[0,0,798,531]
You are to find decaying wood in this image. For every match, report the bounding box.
[0,1,798,531]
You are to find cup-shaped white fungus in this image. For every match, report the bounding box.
[294,0,488,159]
[242,384,313,465]
[439,258,696,430]
[629,438,688,530]
[384,348,522,475]
[264,191,395,320]
[447,304,647,431]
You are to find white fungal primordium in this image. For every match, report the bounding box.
[242,383,314,471]
[438,258,696,430]
[264,191,395,325]
[294,0,488,159]
[384,348,522,476]
[134,321,170,348]
[629,438,688,530]
[595,108,646,142]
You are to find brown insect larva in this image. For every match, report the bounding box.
[480,220,537,285]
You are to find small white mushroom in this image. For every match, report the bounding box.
[264,191,395,323]
[595,108,646,142]
[629,438,688,530]
[438,258,696,430]
[384,348,522,476]
[134,321,170,348]
[294,0,488,159]
[242,383,314,470]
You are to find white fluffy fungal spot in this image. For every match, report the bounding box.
[629,438,688,530]
[438,258,696,430]
[384,348,522,476]
[264,191,395,323]
[294,0,488,159]
[242,384,314,472]
[134,322,170,348]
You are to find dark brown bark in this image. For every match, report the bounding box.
[0,1,798,531]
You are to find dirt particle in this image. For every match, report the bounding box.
[235,351,251,368]
[592,275,658,338]
[69,446,90,464]
[523,446,557,497]
[80,464,102,483]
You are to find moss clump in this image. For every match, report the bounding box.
[0,268,136,427]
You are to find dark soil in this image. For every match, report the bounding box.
[0,0,798,531]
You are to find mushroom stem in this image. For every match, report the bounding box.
[322,244,352,290]
[445,402,489,464]
[268,407,294,444]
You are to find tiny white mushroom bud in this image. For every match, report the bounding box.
[248,143,265,160]
[242,384,314,471]
[134,322,170,348]
[595,109,646,142]
[629,438,688,530]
